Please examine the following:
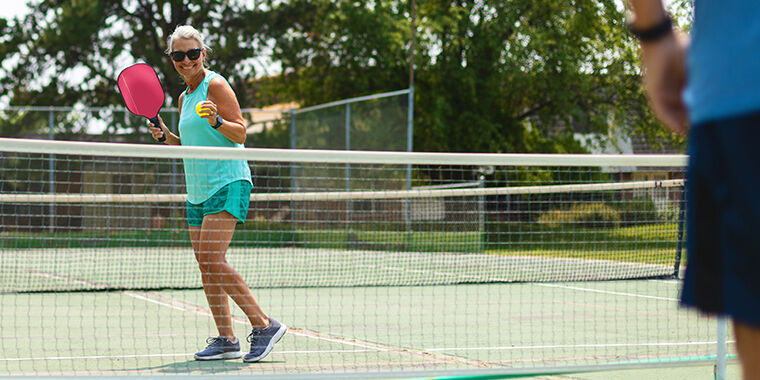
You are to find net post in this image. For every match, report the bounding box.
[169,110,179,226]
[406,85,414,187]
[673,178,686,277]
[478,175,485,253]
[405,86,414,235]
[345,103,351,205]
[290,106,297,150]
[289,107,298,236]
[345,103,352,244]
[170,111,179,191]
[48,109,55,233]
[715,317,727,380]
[290,106,297,191]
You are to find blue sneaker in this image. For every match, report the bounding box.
[194,337,242,361]
[243,318,287,362]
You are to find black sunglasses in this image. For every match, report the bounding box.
[170,48,202,62]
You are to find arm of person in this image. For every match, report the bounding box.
[203,77,248,144]
[628,0,669,30]
[628,0,689,135]
[149,94,182,145]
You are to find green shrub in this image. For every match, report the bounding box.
[232,220,296,247]
[617,196,658,225]
[537,202,621,229]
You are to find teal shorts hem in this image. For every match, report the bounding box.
[186,180,252,227]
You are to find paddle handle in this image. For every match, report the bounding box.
[149,116,166,142]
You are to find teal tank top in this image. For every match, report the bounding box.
[179,71,252,204]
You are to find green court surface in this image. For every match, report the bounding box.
[0,247,678,292]
[0,278,733,378]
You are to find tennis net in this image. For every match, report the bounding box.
[0,137,721,378]
[0,138,685,292]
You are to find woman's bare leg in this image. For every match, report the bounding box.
[190,211,268,340]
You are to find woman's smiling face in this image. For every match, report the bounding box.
[170,38,205,77]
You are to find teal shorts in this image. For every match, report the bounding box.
[186,180,252,227]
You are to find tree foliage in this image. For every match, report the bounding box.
[0,0,684,152]
[261,0,684,153]
[1,0,268,111]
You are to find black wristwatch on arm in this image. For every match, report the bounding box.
[628,14,673,42]
[212,115,223,129]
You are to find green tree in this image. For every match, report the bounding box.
[0,0,269,136]
[260,0,684,153]
[256,0,411,105]
[414,0,683,153]
[0,0,685,153]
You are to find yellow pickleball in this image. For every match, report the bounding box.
[195,101,211,117]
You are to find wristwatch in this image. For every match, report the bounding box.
[212,115,223,129]
[628,14,673,42]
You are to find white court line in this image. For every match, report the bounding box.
[425,341,730,352]
[286,330,392,351]
[531,283,680,302]
[121,291,488,367]
[0,350,376,362]
[0,353,190,362]
[27,270,99,288]
[277,349,374,354]
[124,291,200,314]
[126,291,385,349]
[7,271,687,367]
[6,271,476,366]
[126,290,389,351]
[648,278,682,284]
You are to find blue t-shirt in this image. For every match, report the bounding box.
[179,71,252,204]
[684,1,760,125]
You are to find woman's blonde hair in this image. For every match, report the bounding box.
[165,25,211,65]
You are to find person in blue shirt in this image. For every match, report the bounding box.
[628,1,760,378]
[149,25,286,363]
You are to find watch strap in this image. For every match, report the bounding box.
[628,15,673,42]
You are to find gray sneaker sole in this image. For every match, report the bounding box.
[243,324,287,363]
[194,350,243,361]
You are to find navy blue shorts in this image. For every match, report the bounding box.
[681,111,760,327]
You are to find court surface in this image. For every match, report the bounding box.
[0,276,736,378]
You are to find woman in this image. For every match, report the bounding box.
[149,25,286,363]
